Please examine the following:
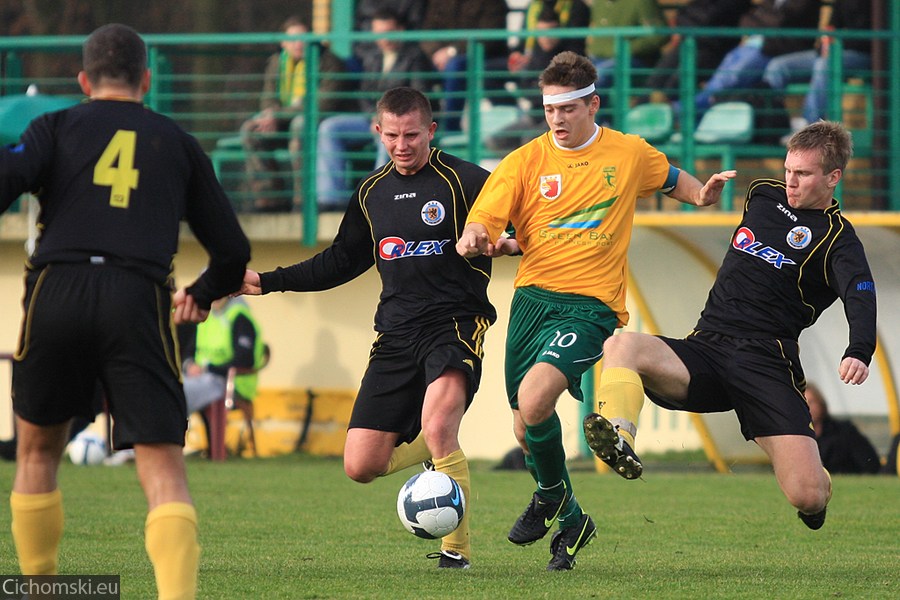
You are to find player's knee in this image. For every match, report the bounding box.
[784,481,829,514]
[603,331,640,358]
[343,457,382,484]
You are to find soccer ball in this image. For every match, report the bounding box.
[67,431,107,466]
[397,471,465,539]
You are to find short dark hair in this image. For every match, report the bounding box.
[376,86,433,125]
[280,16,309,32]
[537,4,561,24]
[371,8,404,27]
[787,120,853,174]
[82,23,147,88]
[539,51,597,103]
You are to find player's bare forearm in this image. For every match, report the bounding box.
[669,169,737,207]
[456,223,491,258]
[838,356,869,385]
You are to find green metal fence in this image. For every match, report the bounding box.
[1,24,898,245]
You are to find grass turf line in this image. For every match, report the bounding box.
[0,453,897,599]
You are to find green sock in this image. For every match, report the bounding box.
[524,413,573,502]
[558,494,584,529]
[524,451,538,484]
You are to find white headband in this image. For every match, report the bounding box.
[543,83,596,105]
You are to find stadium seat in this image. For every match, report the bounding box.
[624,103,674,144]
[694,101,754,145]
[439,104,522,151]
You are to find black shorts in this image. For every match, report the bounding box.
[645,330,813,441]
[348,316,490,445]
[12,263,187,449]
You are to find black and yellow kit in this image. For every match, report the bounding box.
[649,179,877,440]
[260,148,496,438]
[1,99,250,446]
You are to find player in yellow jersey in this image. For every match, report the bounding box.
[457,51,735,571]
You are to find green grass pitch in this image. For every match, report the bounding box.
[1,454,897,599]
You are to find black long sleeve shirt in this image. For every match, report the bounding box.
[260,148,496,336]
[0,99,250,307]
[696,179,876,365]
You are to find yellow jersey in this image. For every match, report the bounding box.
[467,127,670,325]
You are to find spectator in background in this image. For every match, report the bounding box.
[587,0,669,123]
[240,16,355,212]
[805,383,881,475]
[682,0,822,119]
[352,0,428,59]
[419,0,509,132]
[485,1,591,151]
[804,383,881,473]
[763,0,872,137]
[487,0,590,104]
[316,9,435,209]
[181,296,266,417]
[642,0,753,104]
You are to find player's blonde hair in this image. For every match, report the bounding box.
[787,120,853,174]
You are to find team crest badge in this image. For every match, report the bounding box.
[421,200,445,225]
[539,174,562,201]
[602,166,616,188]
[786,226,812,250]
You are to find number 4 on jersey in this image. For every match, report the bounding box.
[93,130,139,208]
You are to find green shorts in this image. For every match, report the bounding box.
[505,286,618,408]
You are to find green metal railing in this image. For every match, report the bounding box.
[1,24,898,245]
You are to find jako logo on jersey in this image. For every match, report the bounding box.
[547,197,617,230]
[732,227,796,268]
[540,174,562,200]
[378,237,450,260]
[421,200,445,225]
[786,225,812,250]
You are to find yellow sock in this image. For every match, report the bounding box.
[10,489,63,575]
[434,449,470,560]
[145,502,200,600]
[383,433,431,476]
[598,367,645,447]
[824,468,833,505]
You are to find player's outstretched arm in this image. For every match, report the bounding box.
[172,288,210,324]
[838,356,869,385]
[668,169,737,207]
[238,269,262,296]
[456,223,492,258]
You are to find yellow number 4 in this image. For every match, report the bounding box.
[94,130,139,208]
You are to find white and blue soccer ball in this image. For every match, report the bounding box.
[66,430,107,466]
[397,470,465,539]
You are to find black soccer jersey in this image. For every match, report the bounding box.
[696,178,876,364]
[0,100,249,305]
[260,148,497,335]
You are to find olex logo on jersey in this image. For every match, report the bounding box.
[379,237,451,260]
[732,227,796,268]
